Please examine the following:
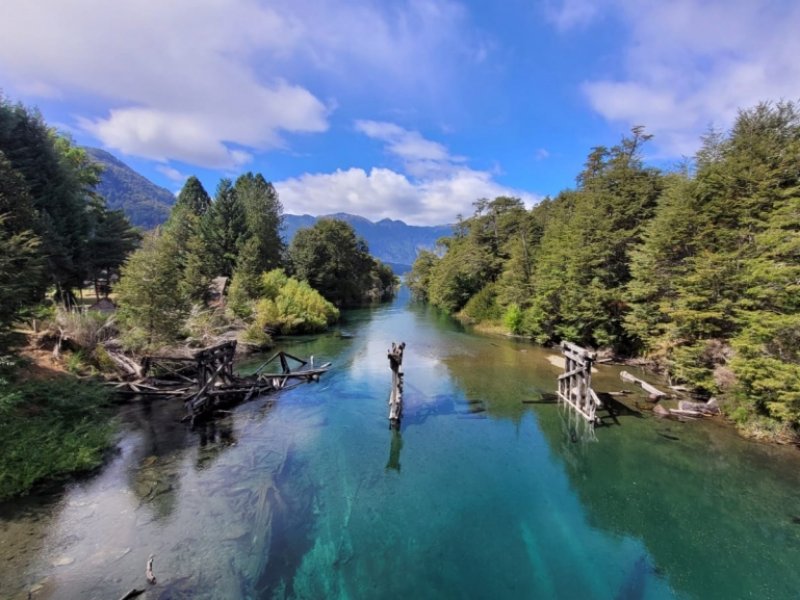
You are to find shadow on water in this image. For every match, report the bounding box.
[595,392,644,428]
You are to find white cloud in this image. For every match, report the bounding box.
[553,0,800,156]
[0,1,327,168]
[276,166,538,226]
[278,121,538,225]
[0,0,477,168]
[355,119,466,178]
[156,165,188,184]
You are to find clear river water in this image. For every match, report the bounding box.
[2,288,800,599]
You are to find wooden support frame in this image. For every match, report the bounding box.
[557,341,601,424]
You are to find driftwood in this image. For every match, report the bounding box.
[107,350,145,379]
[668,409,702,418]
[118,589,145,600]
[387,342,405,429]
[620,371,667,400]
[146,554,156,585]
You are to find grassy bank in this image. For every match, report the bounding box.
[0,373,115,500]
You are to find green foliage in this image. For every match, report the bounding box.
[0,377,114,500]
[0,213,43,331]
[234,172,284,274]
[407,249,439,301]
[116,233,188,347]
[1,97,139,309]
[731,314,800,424]
[461,283,502,323]
[85,203,141,297]
[503,303,524,334]
[226,270,256,319]
[200,178,247,278]
[411,102,800,434]
[289,218,394,307]
[176,175,211,216]
[239,321,273,348]
[252,270,340,334]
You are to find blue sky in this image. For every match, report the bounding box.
[1,0,799,224]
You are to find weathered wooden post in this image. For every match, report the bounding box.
[387,342,405,429]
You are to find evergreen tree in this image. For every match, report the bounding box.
[85,203,141,298]
[234,172,285,274]
[175,175,211,216]
[289,218,382,307]
[200,179,246,277]
[0,97,102,302]
[116,233,188,346]
[0,153,44,330]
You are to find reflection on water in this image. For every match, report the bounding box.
[1,287,800,599]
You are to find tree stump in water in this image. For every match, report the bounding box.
[388,342,405,429]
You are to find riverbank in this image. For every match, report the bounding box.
[465,318,800,446]
[0,365,115,500]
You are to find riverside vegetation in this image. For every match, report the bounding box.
[0,95,395,498]
[409,101,800,443]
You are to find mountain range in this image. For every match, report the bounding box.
[283,213,450,272]
[85,147,450,271]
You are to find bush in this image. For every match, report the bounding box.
[251,271,339,335]
[239,322,273,348]
[503,303,524,335]
[53,307,116,349]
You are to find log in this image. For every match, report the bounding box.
[620,371,667,399]
[118,589,145,600]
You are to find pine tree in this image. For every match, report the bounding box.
[200,179,246,278]
[234,172,285,274]
[116,234,188,346]
[176,175,211,216]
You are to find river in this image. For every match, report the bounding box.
[2,288,800,599]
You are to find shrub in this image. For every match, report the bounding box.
[251,271,339,335]
[503,303,524,334]
[239,322,273,348]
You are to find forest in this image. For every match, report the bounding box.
[0,95,395,498]
[409,102,800,442]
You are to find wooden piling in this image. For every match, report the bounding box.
[388,342,405,429]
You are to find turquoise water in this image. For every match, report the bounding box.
[2,288,800,599]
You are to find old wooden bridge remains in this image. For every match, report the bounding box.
[112,341,331,422]
[557,341,603,424]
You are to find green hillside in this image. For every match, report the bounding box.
[85,147,174,228]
